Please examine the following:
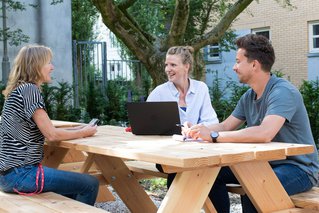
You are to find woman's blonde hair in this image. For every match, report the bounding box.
[166,46,194,72]
[3,44,52,98]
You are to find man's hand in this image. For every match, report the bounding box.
[188,124,212,142]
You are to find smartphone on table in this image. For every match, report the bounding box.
[89,118,100,126]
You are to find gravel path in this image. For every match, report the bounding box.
[95,186,242,212]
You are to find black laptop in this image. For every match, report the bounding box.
[126,102,181,135]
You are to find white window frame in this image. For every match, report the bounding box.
[309,21,319,53]
[251,27,271,40]
[207,43,221,61]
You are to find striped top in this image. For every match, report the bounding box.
[0,83,46,172]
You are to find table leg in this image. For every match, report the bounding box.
[158,167,220,213]
[80,153,95,173]
[94,155,157,213]
[230,161,294,212]
[42,145,69,168]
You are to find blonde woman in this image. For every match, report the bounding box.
[147,46,219,188]
[0,44,99,205]
[147,46,218,126]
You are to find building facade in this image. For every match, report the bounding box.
[206,0,319,88]
[0,0,72,84]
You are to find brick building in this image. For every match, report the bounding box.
[206,0,319,88]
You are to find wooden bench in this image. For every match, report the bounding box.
[0,191,107,213]
[290,187,319,210]
[227,184,319,211]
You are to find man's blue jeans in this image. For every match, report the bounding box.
[209,164,313,213]
[0,164,99,205]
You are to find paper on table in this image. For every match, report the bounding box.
[172,134,204,142]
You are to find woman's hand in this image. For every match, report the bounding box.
[181,121,192,138]
[80,124,98,138]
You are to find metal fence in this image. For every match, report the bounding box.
[72,40,148,108]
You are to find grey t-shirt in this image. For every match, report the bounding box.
[232,75,319,185]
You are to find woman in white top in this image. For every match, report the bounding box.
[147,46,219,188]
[147,46,218,126]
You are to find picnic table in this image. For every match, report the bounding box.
[43,122,315,213]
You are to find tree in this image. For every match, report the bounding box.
[71,0,98,41]
[91,0,292,86]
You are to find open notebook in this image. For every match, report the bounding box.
[126,102,181,135]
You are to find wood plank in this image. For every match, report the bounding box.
[0,191,107,213]
[158,167,220,213]
[230,161,294,212]
[0,192,58,213]
[80,153,95,173]
[226,183,245,195]
[202,197,217,213]
[24,192,106,212]
[62,150,86,163]
[125,160,167,178]
[94,154,158,213]
[61,126,314,169]
[272,208,319,213]
[42,146,69,168]
[96,185,116,202]
[290,187,319,210]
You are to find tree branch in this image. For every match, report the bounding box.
[164,0,190,48]
[92,0,154,63]
[117,0,137,10]
[198,2,214,35]
[191,0,254,51]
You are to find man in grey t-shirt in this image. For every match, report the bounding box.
[186,34,319,212]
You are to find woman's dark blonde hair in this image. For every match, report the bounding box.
[3,44,52,98]
[166,46,194,72]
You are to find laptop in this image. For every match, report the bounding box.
[126,102,181,135]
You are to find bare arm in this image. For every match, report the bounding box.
[33,109,97,142]
[188,114,285,143]
[184,115,243,137]
[206,115,244,132]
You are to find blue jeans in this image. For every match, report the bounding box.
[209,164,313,213]
[0,164,99,205]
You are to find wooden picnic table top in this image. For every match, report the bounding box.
[47,120,316,213]
[49,123,314,169]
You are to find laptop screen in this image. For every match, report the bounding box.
[126,102,181,135]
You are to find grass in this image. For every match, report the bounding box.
[140,178,167,199]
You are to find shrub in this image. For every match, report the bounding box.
[299,79,319,148]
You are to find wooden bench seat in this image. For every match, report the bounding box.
[290,187,319,210]
[226,184,319,211]
[272,208,319,213]
[0,191,107,213]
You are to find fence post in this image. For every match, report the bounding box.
[72,40,79,108]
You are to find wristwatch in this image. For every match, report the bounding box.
[210,131,219,143]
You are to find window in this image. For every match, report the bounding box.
[252,28,270,40]
[309,22,319,53]
[207,43,221,61]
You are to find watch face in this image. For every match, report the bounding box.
[211,131,219,138]
[210,131,219,142]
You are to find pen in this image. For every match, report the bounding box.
[176,124,184,127]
